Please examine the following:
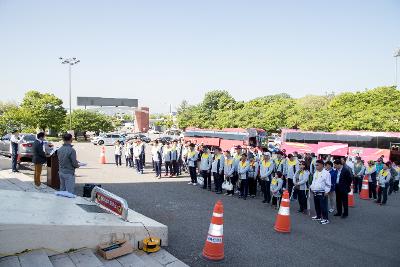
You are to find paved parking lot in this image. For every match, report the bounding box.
[12,142,400,267]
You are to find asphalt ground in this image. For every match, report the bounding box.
[8,143,400,267]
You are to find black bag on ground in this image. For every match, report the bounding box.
[83,183,102,197]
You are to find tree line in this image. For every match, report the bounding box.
[0,90,116,138]
[176,86,400,133]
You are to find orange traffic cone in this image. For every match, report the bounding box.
[202,200,224,261]
[348,183,355,207]
[99,146,106,164]
[359,175,369,200]
[274,190,291,233]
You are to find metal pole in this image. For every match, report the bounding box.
[396,56,398,89]
[69,64,72,130]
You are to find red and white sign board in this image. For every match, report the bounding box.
[91,187,129,220]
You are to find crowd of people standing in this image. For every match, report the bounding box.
[125,138,399,225]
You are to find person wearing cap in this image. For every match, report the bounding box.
[238,153,249,199]
[270,171,284,209]
[223,150,235,195]
[211,147,225,194]
[187,143,198,185]
[9,130,22,172]
[232,146,242,195]
[353,157,365,193]
[376,162,392,205]
[285,154,299,200]
[247,154,259,198]
[200,147,212,190]
[163,142,172,177]
[260,153,274,203]
[293,160,310,213]
[310,159,331,225]
[375,158,384,175]
[365,160,377,199]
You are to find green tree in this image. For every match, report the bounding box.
[20,90,66,132]
[64,109,115,140]
[0,106,34,134]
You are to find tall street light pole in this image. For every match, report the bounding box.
[59,57,80,130]
[394,48,400,89]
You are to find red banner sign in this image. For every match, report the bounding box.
[95,191,124,216]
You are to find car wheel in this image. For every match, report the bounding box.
[98,140,104,145]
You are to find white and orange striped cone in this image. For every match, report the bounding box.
[359,175,369,200]
[274,190,291,233]
[348,183,355,207]
[202,200,224,261]
[99,146,106,164]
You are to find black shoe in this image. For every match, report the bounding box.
[262,200,267,203]
[216,191,222,194]
[341,215,348,219]
[243,197,247,200]
[334,213,342,217]
[12,170,20,173]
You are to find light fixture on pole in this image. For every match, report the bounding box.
[394,48,400,89]
[59,57,80,130]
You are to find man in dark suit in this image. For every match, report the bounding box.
[32,132,47,189]
[333,159,353,218]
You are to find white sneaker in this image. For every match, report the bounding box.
[311,216,321,221]
[320,219,330,225]
[192,183,197,186]
[188,182,193,185]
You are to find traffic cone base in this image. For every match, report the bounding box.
[359,175,369,200]
[274,190,291,233]
[202,200,225,261]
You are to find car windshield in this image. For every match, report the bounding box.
[22,134,36,141]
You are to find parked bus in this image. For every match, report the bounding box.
[281,129,400,162]
[184,128,268,151]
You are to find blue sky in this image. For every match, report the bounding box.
[0,0,399,113]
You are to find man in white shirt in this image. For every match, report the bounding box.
[10,130,22,172]
[310,159,331,225]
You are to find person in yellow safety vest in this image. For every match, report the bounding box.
[211,147,225,194]
[270,171,284,209]
[376,162,391,205]
[200,147,212,190]
[365,160,377,199]
[293,160,310,213]
[285,154,299,200]
[247,154,259,198]
[232,146,243,195]
[187,143,198,185]
[162,142,172,177]
[223,150,235,196]
[238,153,250,200]
[274,151,286,175]
[259,153,274,203]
